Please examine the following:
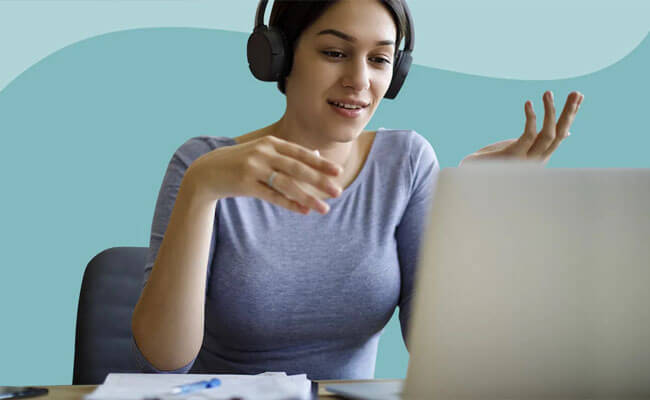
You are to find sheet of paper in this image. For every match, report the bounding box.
[85,372,311,400]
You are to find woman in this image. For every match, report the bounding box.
[131,0,583,380]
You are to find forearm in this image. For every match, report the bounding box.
[131,168,218,371]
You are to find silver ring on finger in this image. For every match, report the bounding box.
[267,171,278,190]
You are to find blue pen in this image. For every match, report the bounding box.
[169,378,221,395]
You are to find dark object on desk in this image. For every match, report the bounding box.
[0,387,48,400]
[73,246,148,384]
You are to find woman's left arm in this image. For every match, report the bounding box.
[395,134,440,351]
[460,91,584,166]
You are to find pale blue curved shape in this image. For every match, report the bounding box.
[411,0,650,80]
[0,0,648,91]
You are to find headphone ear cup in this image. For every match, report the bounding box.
[384,50,413,99]
[247,26,288,82]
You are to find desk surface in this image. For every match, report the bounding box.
[40,379,403,400]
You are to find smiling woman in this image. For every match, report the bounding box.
[130,0,583,381]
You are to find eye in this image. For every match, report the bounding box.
[321,50,391,65]
[371,57,391,65]
[322,50,345,59]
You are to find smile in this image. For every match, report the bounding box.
[327,100,369,118]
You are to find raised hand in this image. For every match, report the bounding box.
[186,135,344,215]
[460,91,584,166]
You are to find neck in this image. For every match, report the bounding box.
[268,114,359,175]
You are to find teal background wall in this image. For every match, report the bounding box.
[0,1,648,386]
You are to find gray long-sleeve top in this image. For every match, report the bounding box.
[132,128,440,380]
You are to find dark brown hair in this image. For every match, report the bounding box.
[269,0,408,94]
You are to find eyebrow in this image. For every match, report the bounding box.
[316,29,395,46]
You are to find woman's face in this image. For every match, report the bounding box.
[284,0,397,142]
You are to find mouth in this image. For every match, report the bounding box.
[327,100,370,118]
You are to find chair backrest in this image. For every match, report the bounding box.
[73,246,147,384]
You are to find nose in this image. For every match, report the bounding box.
[341,56,370,92]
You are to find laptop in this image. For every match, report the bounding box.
[326,162,650,400]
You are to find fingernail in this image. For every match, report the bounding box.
[320,203,330,214]
[567,131,572,136]
[314,150,320,157]
[328,185,342,197]
[549,91,554,101]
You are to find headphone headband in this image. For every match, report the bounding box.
[400,0,414,53]
[254,0,413,52]
[254,0,269,30]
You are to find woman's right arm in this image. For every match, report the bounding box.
[131,135,344,371]
[131,164,219,371]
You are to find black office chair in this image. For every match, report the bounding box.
[73,246,148,384]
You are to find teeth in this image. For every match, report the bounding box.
[331,101,362,110]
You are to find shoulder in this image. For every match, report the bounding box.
[170,135,237,168]
[375,128,439,174]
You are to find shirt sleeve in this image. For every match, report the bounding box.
[395,132,440,350]
[132,335,194,373]
[132,136,221,373]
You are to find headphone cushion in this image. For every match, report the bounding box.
[247,27,287,82]
[384,50,413,99]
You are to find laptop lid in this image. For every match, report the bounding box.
[404,164,650,399]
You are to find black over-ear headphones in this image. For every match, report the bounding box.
[246,0,415,99]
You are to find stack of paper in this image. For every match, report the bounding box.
[85,372,311,400]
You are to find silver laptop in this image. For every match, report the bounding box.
[326,162,650,400]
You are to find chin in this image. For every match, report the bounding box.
[325,122,366,143]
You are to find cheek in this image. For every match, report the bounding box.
[379,67,394,87]
[372,71,393,99]
[290,61,336,97]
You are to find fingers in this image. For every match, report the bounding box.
[510,100,538,155]
[527,91,557,157]
[247,135,344,215]
[541,91,584,160]
[261,169,331,214]
[470,89,584,165]
[256,180,311,215]
[555,91,582,139]
[271,152,342,198]
[267,135,343,177]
